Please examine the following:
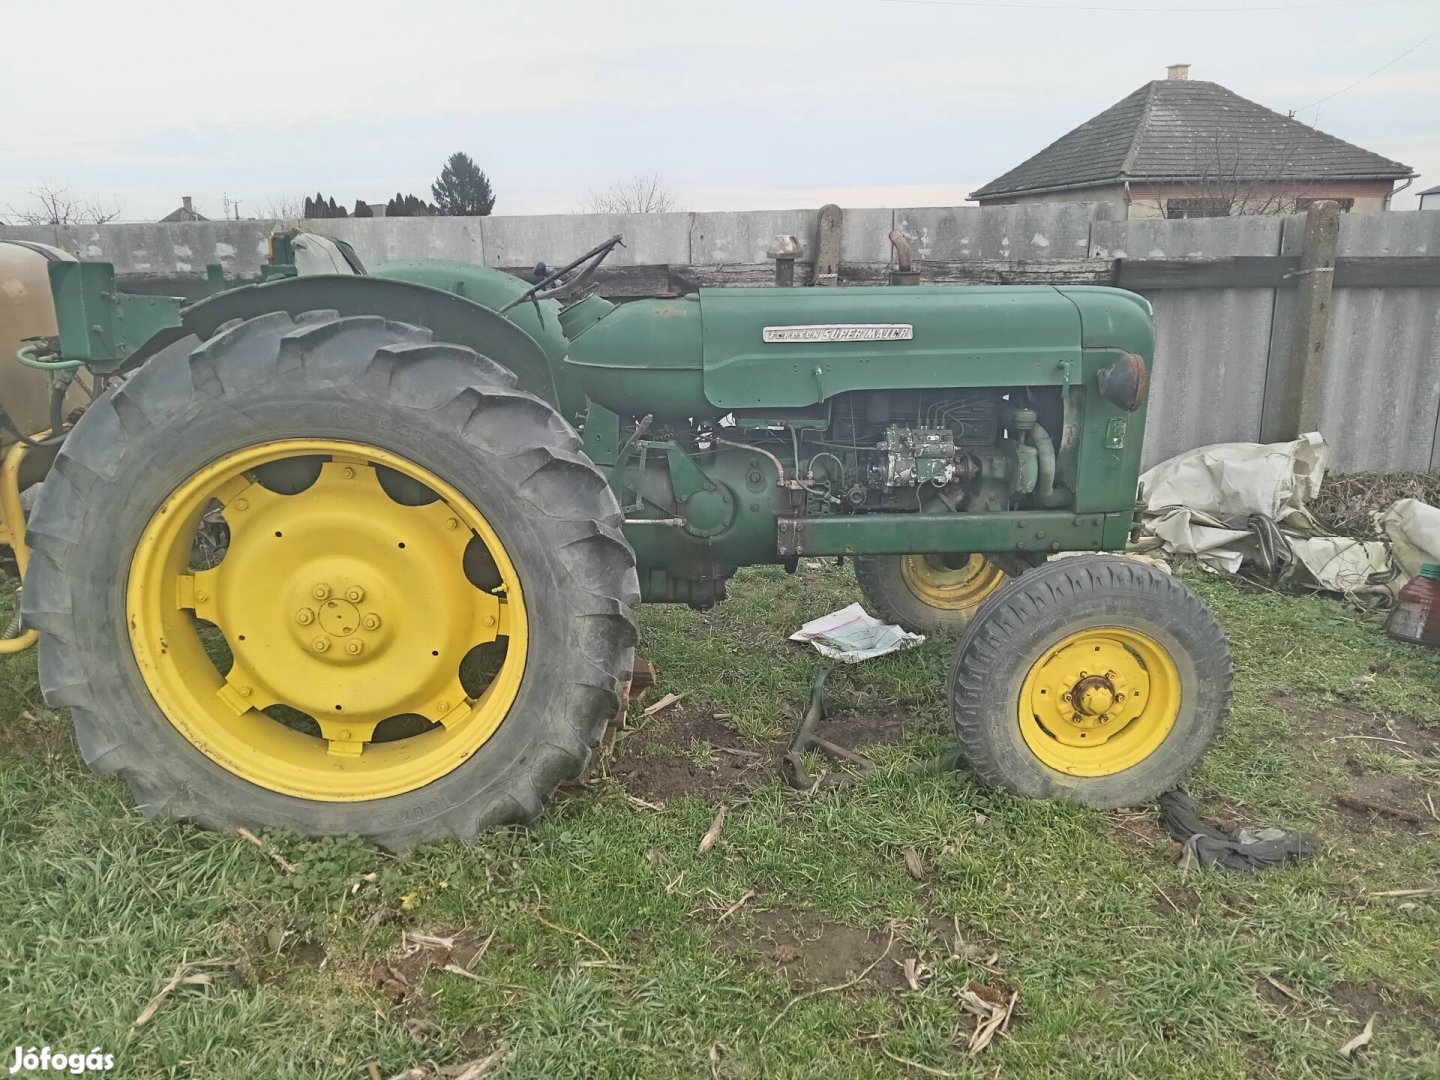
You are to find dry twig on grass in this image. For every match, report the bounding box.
[132,958,234,1027]
[697,805,727,854]
[236,827,296,874]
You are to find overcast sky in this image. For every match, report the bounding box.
[3,0,1436,223]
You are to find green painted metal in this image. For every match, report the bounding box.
[564,296,707,419]
[47,262,184,373]
[42,242,1161,609]
[699,285,1086,408]
[372,260,581,419]
[775,511,1127,557]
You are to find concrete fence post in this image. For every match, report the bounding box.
[1288,200,1341,436]
[814,204,843,286]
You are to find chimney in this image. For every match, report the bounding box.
[1166,63,1190,81]
[182,196,193,214]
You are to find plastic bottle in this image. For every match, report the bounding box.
[1386,563,1440,648]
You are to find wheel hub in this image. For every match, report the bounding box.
[1018,628,1180,776]
[127,440,527,800]
[899,552,1006,612]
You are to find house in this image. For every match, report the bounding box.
[1419,185,1440,210]
[971,65,1414,219]
[158,196,207,223]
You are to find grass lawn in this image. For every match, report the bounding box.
[1,563,1438,1079]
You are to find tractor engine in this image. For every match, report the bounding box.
[560,282,1151,607]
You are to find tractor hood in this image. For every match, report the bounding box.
[698,285,1088,410]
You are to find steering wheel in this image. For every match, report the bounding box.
[499,234,624,314]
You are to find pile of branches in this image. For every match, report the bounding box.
[1309,471,1440,539]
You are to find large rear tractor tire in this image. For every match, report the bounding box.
[950,555,1230,808]
[22,310,638,849]
[855,552,1024,634]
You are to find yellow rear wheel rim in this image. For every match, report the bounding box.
[899,553,1006,613]
[1018,627,1179,776]
[125,439,527,801]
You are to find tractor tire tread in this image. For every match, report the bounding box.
[24,309,638,849]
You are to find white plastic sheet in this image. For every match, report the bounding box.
[1139,431,1327,527]
[1133,433,1395,597]
[1379,498,1440,578]
[789,603,924,663]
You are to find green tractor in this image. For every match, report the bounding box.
[3,230,1230,849]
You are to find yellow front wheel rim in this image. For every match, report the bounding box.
[1018,628,1180,777]
[900,553,1006,613]
[125,439,528,801]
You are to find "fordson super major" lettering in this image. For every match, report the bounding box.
[761,324,914,343]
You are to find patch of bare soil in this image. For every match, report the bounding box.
[607,703,904,802]
[1330,981,1440,1054]
[1269,692,1438,834]
[1150,883,1200,920]
[372,927,496,1014]
[607,707,770,801]
[716,905,907,989]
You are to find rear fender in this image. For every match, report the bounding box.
[171,275,561,409]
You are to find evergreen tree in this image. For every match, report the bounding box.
[431,152,495,216]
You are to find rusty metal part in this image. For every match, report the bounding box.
[888,230,920,287]
[1097,351,1149,412]
[781,668,875,790]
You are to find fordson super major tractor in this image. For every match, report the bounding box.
[0,231,1230,849]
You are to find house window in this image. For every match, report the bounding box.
[1164,198,1231,219]
[1294,197,1354,213]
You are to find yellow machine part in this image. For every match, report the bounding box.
[126,439,530,800]
[1018,626,1181,776]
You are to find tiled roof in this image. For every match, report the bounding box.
[972,79,1412,199]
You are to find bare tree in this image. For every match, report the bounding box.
[264,194,306,219]
[6,183,121,225]
[1140,131,1325,218]
[579,173,677,214]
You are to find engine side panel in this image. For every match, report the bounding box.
[699,285,1084,409]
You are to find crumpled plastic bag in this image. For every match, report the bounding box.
[1139,431,1327,527]
[789,603,924,663]
[1133,433,1396,598]
[1379,498,1440,578]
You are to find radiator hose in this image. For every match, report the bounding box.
[1028,423,1071,509]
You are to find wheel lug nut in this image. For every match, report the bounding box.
[342,467,356,479]
[446,517,459,530]
[346,586,365,602]
[437,701,451,714]
[296,608,315,625]
[312,637,330,653]
[233,498,248,511]
[313,584,331,600]
[362,613,381,630]
[194,590,209,603]
[346,640,364,656]
[483,614,496,628]
[238,685,252,697]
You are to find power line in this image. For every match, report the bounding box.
[878,0,1424,12]
[1291,27,1440,114]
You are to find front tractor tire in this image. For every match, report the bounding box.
[855,552,1024,634]
[23,310,638,849]
[950,556,1231,808]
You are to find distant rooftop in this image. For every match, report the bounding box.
[158,196,207,223]
[972,65,1413,200]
